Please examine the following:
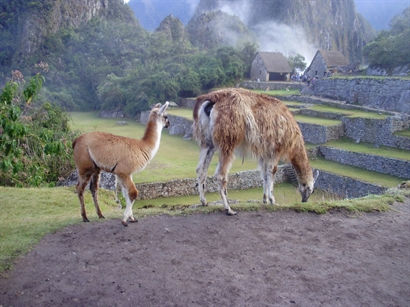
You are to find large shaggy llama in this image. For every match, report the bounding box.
[193,88,318,215]
[72,102,169,226]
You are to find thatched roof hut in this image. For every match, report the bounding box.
[251,52,292,81]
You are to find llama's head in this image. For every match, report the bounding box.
[151,102,170,128]
[298,169,319,202]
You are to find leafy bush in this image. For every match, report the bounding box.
[0,72,76,186]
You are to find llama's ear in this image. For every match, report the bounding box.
[159,101,169,114]
[313,169,320,185]
[153,103,161,109]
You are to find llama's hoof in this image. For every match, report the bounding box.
[129,217,138,223]
[121,221,128,227]
[98,215,105,219]
[82,217,90,222]
[225,209,237,216]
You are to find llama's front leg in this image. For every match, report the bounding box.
[217,151,236,215]
[196,145,215,206]
[259,159,269,204]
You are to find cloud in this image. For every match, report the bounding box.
[214,0,317,66]
[252,22,316,65]
[218,0,251,24]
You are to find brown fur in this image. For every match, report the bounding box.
[72,103,169,225]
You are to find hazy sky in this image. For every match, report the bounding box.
[125,0,409,31]
[354,0,409,30]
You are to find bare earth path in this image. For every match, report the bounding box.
[1,200,410,306]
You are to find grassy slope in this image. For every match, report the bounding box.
[310,159,403,188]
[309,105,388,119]
[2,184,406,274]
[69,112,258,183]
[395,128,410,138]
[294,114,341,126]
[325,138,410,161]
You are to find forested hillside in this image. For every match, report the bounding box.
[364,7,410,71]
[0,0,254,114]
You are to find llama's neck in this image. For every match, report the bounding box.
[142,119,163,159]
[290,142,312,184]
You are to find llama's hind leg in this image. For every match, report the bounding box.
[113,175,122,208]
[217,151,236,215]
[90,170,104,219]
[260,160,277,205]
[119,175,138,226]
[196,145,215,206]
[76,171,93,222]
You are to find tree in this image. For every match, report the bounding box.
[288,54,307,73]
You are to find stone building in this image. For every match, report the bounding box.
[304,50,349,79]
[250,52,291,81]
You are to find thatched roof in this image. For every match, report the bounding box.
[319,50,349,67]
[258,52,291,73]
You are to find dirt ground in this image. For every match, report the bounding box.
[1,200,410,307]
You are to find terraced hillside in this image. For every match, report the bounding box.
[164,86,409,199]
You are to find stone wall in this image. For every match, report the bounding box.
[167,115,193,139]
[319,146,410,179]
[315,170,387,199]
[310,78,410,114]
[241,81,304,91]
[59,166,290,200]
[297,122,344,144]
[178,98,196,109]
[343,116,410,150]
[250,54,269,81]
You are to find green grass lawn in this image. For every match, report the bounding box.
[69,112,258,183]
[295,114,342,126]
[394,128,410,138]
[251,89,301,96]
[167,107,194,120]
[310,158,403,188]
[2,183,406,274]
[309,105,388,119]
[325,138,410,161]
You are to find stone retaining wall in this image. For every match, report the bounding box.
[314,170,387,199]
[59,166,290,200]
[319,146,410,179]
[343,116,410,150]
[241,81,305,91]
[298,122,344,144]
[310,78,410,114]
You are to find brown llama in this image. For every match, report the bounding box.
[193,88,319,215]
[72,102,169,226]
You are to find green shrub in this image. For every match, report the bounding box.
[0,73,76,186]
